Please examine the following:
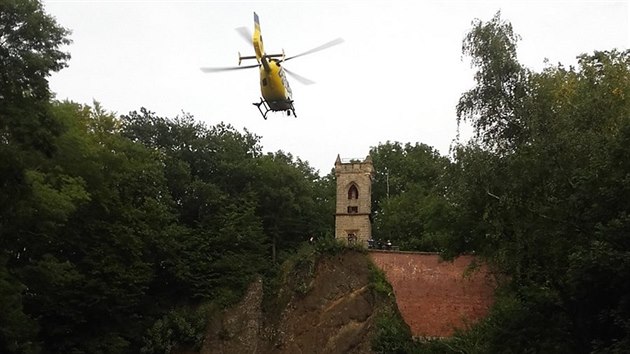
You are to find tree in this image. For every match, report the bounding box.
[369,142,451,251]
[121,109,269,303]
[438,12,630,352]
[0,0,71,153]
[457,11,529,152]
[0,0,72,241]
[0,254,40,353]
[253,151,325,262]
[0,2,71,352]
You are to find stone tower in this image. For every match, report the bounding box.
[334,155,374,246]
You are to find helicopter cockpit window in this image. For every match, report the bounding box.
[262,78,268,86]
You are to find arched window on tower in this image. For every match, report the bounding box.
[348,184,359,200]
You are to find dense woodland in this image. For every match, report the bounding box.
[1,1,629,353]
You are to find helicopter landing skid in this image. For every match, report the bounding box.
[253,98,296,119]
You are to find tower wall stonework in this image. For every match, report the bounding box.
[334,155,374,246]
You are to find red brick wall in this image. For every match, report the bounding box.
[369,251,495,338]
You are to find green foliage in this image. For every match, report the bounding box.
[0,91,338,352]
[0,0,71,98]
[368,259,420,354]
[252,151,333,263]
[458,11,528,151]
[421,288,574,353]
[371,310,416,354]
[313,235,347,255]
[0,97,335,351]
[366,11,630,354]
[141,305,210,354]
[367,262,393,298]
[292,255,316,296]
[364,256,422,354]
[283,243,319,295]
[0,0,70,154]
[0,254,40,354]
[370,141,451,251]
[4,3,628,352]
[440,12,630,353]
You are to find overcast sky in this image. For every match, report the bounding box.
[43,0,628,174]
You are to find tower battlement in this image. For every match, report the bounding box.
[335,155,374,174]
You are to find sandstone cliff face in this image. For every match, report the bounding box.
[200,278,265,354]
[199,250,388,354]
[271,251,376,354]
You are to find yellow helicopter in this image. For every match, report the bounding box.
[201,12,343,119]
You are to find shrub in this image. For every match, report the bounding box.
[141,305,211,353]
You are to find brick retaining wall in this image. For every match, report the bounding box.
[369,251,495,338]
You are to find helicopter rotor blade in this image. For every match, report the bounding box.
[284,67,315,85]
[235,26,253,47]
[284,38,344,62]
[200,63,260,73]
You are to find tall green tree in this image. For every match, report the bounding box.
[457,11,529,152]
[0,0,72,245]
[439,11,630,353]
[0,0,71,153]
[253,151,328,262]
[0,1,71,351]
[17,102,176,352]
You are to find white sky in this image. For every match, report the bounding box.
[44,0,629,174]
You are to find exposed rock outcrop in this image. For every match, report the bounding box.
[199,250,391,354]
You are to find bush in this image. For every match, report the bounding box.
[371,311,416,354]
[313,235,346,255]
[368,260,419,354]
[141,305,211,354]
[368,262,394,298]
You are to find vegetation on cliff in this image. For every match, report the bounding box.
[199,243,412,353]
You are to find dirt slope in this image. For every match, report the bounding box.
[199,250,394,354]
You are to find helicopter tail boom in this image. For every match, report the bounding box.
[253,12,264,61]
